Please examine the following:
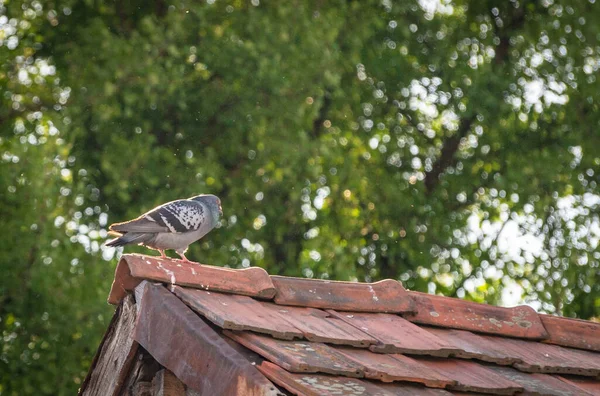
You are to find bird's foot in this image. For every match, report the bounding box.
[158,249,167,259]
[177,253,195,264]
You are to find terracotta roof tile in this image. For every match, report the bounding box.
[414,358,523,395]
[540,314,600,351]
[557,375,600,395]
[93,255,600,396]
[272,306,376,347]
[328,311,458,356]
[334,347,454,388]
[108,254,275,304]
[478,335,600,376]
[374,383,454,395]
[423,327,521,365]
[224,331,365,378]
[404,292,548,339]
[174,287,304,340]
[271,277,415,313]
[133,283,281,395]
[257,361,396,396]
[175,286,377,346]
[486,366,594,396]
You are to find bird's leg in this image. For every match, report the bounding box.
[177,251,193,264]
[158,249,167,259]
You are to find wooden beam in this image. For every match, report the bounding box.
[134,283,283,395]
[79,295,139,396]
[120,346,161,396]
[152,369,185,396]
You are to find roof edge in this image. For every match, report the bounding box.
[133,282,282,396]
[108,254,276,305]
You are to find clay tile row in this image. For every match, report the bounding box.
[257,361,396,396]
[108,254,276,304]
[422,326,600,377]
[174,286,377,346]
[270,276,415,313]
[539,314,600,352]
[226,331,454,389]
[326,311,458,357]
[170,283,600,378]
[254,352,591,396]
[109,255,416,314]
[477,335,600,376]
[404,292,548,340]
[109,255,600,355]
[256,361,461,396]
[172,285,600,382]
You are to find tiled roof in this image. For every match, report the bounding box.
[104,254,600,395]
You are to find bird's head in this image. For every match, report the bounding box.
[191,194,222,219]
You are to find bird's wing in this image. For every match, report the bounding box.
[109,199,206,234]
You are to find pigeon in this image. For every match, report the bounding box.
[106,194,222,263]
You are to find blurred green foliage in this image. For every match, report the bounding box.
[1,0,599,394]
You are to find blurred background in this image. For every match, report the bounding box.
[1,0,599,394]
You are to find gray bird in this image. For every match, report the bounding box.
[106,194,222,263]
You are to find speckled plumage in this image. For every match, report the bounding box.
[106,194,222,263]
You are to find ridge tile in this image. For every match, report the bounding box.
[271,277,415,313]
[108,254,275,304]
[540,314,600,352]
[404,292,548,339]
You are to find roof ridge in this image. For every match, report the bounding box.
[107,254,600,352]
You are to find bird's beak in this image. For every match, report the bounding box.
[219,205,223,215]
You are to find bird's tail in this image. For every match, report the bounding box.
[105,232,152,247]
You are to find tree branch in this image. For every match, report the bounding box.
[424,115,475,195]
[311,89,333,138]
[492,5,526,65]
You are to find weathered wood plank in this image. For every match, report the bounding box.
[79,295,139,396]
[152,369,186,396]
[119,347,161,396]
[134,283,283,396]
